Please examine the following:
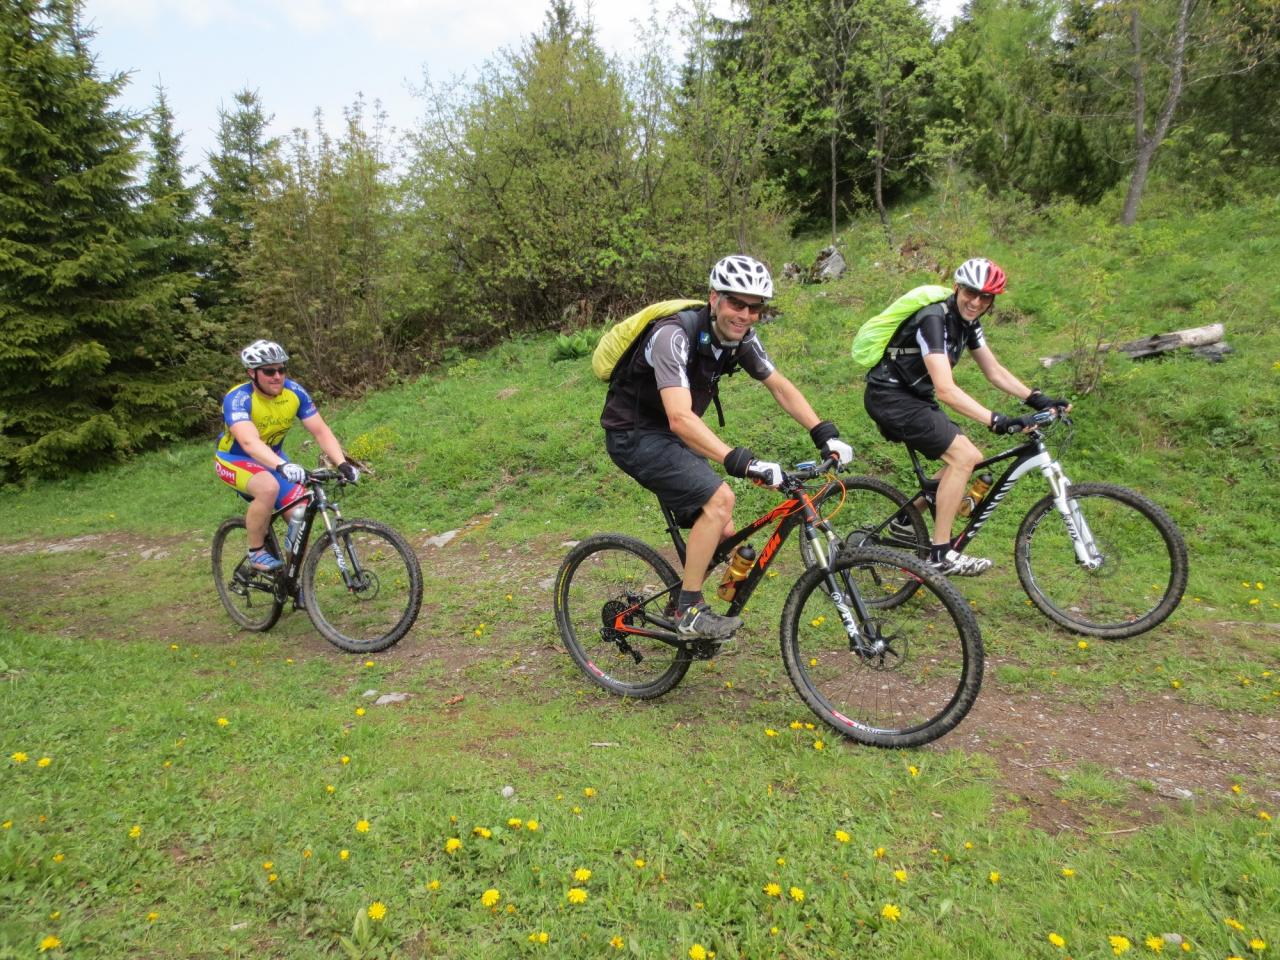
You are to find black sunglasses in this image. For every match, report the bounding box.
[256,366,287,377]
[959,285,995,301]
[721,293,766,316]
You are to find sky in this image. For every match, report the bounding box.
[79,0,964,172]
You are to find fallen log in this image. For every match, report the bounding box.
[1040,323,1224,368]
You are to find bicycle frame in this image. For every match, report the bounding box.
[606,467,880,649]
[899,423,1103,570]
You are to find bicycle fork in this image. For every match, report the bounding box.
[804,522,886,654]
[1039,458,1103,570]
[316,506,368,591]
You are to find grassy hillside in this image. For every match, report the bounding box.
[1,193,1276,958]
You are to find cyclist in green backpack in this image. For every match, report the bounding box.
[602,255,854,641]
[863,258,1069,576]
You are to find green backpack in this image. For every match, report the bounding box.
[850,284,952,368]
[591,299,705,381]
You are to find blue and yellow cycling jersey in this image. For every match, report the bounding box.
[216,379,319,457]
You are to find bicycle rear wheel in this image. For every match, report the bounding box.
[554,534,691,699]
[780,546,983,748]
[212,517,284,631]
[1015,482,1188,639]
[302,519,423,653]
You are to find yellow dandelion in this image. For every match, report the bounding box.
[893,869,907,883]
[574,868,592,883]
[765,728,778,736]
[881,903,901,922]
[963,841,974,850]
[37,757,51,767]
[764,882,782,897]
[1249,939,1266,952]
[364,660,374,667]
[480,888,500,908]
[355,707,366,717]
[634,858,645,868]
[1147,935,1164,952]
[813,739,825,751]
[526,820,539,831]
[1259,810,1272,821]
[789,720,803,730]
[776,856,786,866]
[610,936,624,949]
[303,849,312,858]
[1110,935,1132,955]
[340,755,351,765]
[169,643,178,650]
[506,593,513,601]
[445,838,462,854]
[908,765,920,777]
[1049,932,1066,948]
[873,847,886,859]
[51,853,64,863]
[216,717,229,727]
[989,871,1000,884]
[1226,919,1246,931]
[810,616,825,627]
[508,818,523,829]
[355,819,370,833]
[262,861,273,870]
[39,935,62,952]
[527,930,549,944]
[326,784,336,794]
[473,826,492,838]
[584,787,597,797]
[789,886,805,902]
[1061,867,1076,877]
[835,829,850,843]
[367,901,386,921]
[12,752,29,763]
[567,887,588,904]
[339,849,350,861]
[128,824,142,839]
[427,879,441,890]
[571,806,582,814]
[689,945,707,960]
[1077,640,1089,650]
[147,911,159,922]
[267,873,277,883]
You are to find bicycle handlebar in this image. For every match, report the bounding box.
[782,453,842,489]
[301,468,351,485]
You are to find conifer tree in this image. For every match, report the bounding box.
[0,0,207,478]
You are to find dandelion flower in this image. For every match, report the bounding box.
[367,901,386,921]
[12,752,29,763]
[584,787,597,797]
[473,826,492,838]
[610,936,624,949]
[1146,935,1164,952]
[528,931,549,944]
[567,887,588,904]
[689,945,707,960]
[340,755,351,765]
[813,740,825,751]
[129,824,142,839]
[894,869,907,883]
[526,820,539,831]
[764,882,781,897]
[508,818,523,829]
[262,861,273,870]
[789,721,803,730]
[216,717,229,727]
[1259,811,1272,821]
[574,868,592,883]
[364,660,374,667]
[37,757,51,767]
[1048,932,1066,948]
[1077,641,1089,650]
[339,849,350,861]
[267,873,277,883]
[789,886,805,902]
[147,911,159,922]
[1226,919,1246,931]
[428,879,440,890]
[326,784,336,794]
[481,888,500,908]
[355,708,366,717]
[39,936,61,951]
[51,853,64,863]
[1061,868,1075,877]
[355,819,370,833]
[1249,939,1266,952]
[881,904,901,922]
[1110,935,1132,955]
[634,858,645,868]
[835,830,850,843]
[908,765,919,777]
[989,871,1000,884]
[765,728,778,737]
[873,847,886,859]
[445,838,462,854]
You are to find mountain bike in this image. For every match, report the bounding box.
[829,411,1188,639]
[212,469,423,653]
[553,456,983,748]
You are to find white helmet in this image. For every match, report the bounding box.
[240,339,289,369]
[709,255,773,299]
[953,257,1007,295]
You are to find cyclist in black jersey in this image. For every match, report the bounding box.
[602,255,854,641]
[863,258,1069,576]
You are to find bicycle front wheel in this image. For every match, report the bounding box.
[1015,482,1188,639]
[554,535,691,699]
[817,476,930,608]
[781,546,983,748]
[302,519,423,653]
[212,517,284,631]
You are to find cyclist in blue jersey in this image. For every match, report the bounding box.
[214,340,360,572]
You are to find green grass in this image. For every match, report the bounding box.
[2,189,1278,957]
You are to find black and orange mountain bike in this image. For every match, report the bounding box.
[553,455,983,748]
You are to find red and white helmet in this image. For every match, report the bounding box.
[954,257,1007,295]
[709,254,773,299]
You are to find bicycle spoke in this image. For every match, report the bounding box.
[212,517,283,632]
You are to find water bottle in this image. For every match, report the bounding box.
[958,472,994,518]
[284,503,307,558]
[716,544,757,602]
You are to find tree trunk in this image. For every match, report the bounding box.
[1120,0,1193,226]
[829,130,838,246]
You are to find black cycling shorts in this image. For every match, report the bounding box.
[863,384,961,460]
[605,429,724,527]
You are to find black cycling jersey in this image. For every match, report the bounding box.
[864,294,986,400]
[600,306,775,432]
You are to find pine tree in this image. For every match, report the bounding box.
[0,0,208,478]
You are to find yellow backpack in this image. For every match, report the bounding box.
[591,299,705,381]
